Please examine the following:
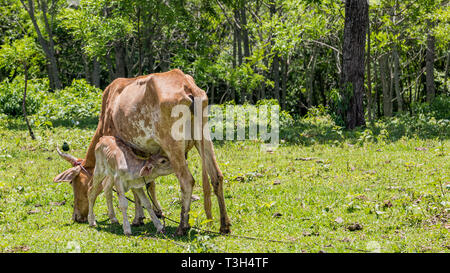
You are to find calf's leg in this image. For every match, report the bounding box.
[87,169,105,227]
[102,177,119,224]
[146,180,163,218]
[131,189,145,226]
[133,188,164,233]
[113,177,132,236]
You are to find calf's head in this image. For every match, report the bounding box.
[139,154,173,178]
[53,148,91,222]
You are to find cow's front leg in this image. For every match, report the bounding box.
[171,159,194,236]
[161,142,194,236]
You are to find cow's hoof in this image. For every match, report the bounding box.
[220,221,232,234]
[131,217,145,226]
[157,227,166,235]
[220,226,231,234]
[175,225,190,236]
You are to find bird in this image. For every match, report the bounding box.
[62,142,70,152]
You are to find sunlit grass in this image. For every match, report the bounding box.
[0,123,448,253]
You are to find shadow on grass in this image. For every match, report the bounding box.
[2,113,448,147]
[87,218,219,243]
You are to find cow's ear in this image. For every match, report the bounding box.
[53,166,81,183]
[139,164,154,177]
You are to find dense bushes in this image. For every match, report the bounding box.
[0,77,44,117]
[34,79,102,127]
[0,78,101,127]
[1,78,448,143]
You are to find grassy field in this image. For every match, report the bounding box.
[0,121,449,253]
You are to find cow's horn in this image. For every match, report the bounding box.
[56,147,78,165]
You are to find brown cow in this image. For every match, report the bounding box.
[54,69,231,236]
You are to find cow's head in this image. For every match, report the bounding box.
[53,148,92,222]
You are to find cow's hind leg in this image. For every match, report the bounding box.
[198,139,231,234]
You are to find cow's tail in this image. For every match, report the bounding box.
[191,94,213,220]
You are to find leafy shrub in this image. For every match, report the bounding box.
[281,106,345,144]
[34,79,102,127]
[208,99,293,141]
[0,77,46,117]
[411,95,450,120]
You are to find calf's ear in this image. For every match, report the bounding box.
[53,166,81,183]
[139,164,154,177]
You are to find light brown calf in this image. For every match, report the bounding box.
[88,136,172,235]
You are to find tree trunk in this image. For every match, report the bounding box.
[82,53,90,83]
[234,9,243,66]
[210,84,215,105]
[392,45,403,111]
[20,0,62,90]
[22,63,35,140]
[426,21,435,103]
[281,56,288,110]
[137,7,142,76]
[106,52,115,82]
[272,54,280,102]
[114,41,127,78]
[445,51,449,94]
[374,57,381,118]
[380,54,392,117]
[232,22,237,68]
[241,7,250,60]
[340,0,368,129]
[366,13,373,122]
[91,57,101,88]
[307,49,317,107]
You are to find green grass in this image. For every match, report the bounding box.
[0,122,449,253]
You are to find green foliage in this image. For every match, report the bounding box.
[412,95,450,120]
[0,35,44,77]
[34,79,102,127]
[0,77,45,117]
[209,99,293,141]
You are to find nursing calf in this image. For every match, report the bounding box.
[88,136,172,235]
